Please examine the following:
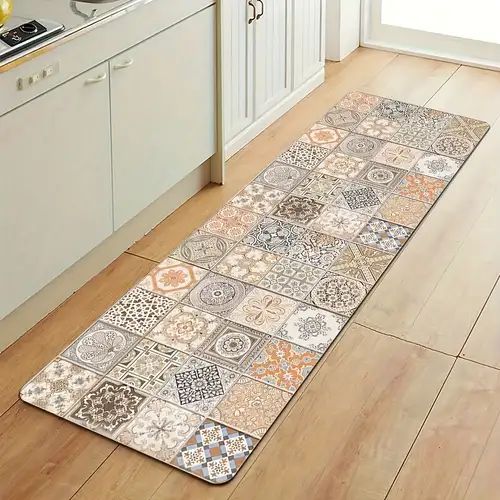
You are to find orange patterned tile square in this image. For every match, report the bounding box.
[376,194,431,229]
[202,205,261,241]
[394,172,447,203]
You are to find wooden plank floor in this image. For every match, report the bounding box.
[2,48,500,499]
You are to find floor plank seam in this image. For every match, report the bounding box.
[124,250,161,264]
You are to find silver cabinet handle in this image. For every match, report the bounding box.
[248,0,256,24]
[113,59,134,70]
[256,0,264,19]
[85,73,107,84]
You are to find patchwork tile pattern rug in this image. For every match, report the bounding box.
[21,92,489,484]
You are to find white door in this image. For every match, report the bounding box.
[223,0,255,141]
[0,63,113,319]
[293,0,325,88]
[253,0,291,118]
[110,6,217,229]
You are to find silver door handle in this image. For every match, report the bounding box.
[113,59,134,70]
[85,73,107,84]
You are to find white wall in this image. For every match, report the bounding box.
[325,0,361,61]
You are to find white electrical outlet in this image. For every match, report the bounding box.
[16,61,60,90]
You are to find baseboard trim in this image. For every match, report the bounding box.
[0,161,211,353]
[225,68,326,159]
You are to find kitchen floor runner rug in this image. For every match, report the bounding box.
[21,92,489,484]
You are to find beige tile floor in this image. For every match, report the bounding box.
[1,48,500,499]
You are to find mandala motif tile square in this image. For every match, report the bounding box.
[337,91,382,114]
[276,303,347,353]
[356,162,406,191]
[355,217,413,254]
[229,182,286,215]
[372,98,418,122]
[333,182,388,216]
[292,171,345,204]
[62,321,140,373]
[138,258,208,301]
[100,288,175,335]
[373,143,424,170]
[184,273,250,317]
[376,194,431,229]
[116,398,202,463]
[202,205,260,241]
[277,140,331,170]
[394,172,447,203]
[330,242,394,284]
[247,338,320,393]
[174,419,257,483]
[432,133,476,160]
[255,162,308,191]
[338,133,384,159]
[171,230,234,270]
[108,339,189,394]
[196,322,270,372]
[413,153,463,181]
[320,105,365,131]
[68,379,147,436]
[229,288,297,335]
[300,123,349,150]
[259,257,325,300]
[242,216,305,254]
[309,273,369,316]
[286,230,347,269]
[148,304,222,354]
[316,152,368,180]
[409,107,452,132]
[309,205,369,240]
[158,357,239,416]
[214,244,280,284]
[271,194,325,226]
[355,114,402,140]
[20,359,100,416]
[210,376,291,438]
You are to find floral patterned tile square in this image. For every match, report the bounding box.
[355,217,413,254]
[62,321,140,373]
[21,92,489,484]
[148,304,222,354]
[338,133,384,160]
[174,419,257,484]
[330,242,394,285]
[413,153,463,181]
[20,359,100,416]
[210,376,291,438]
[214,244,280,285]
[271,194,325,226]
[117,398,202,463]
[202,205,260,241]
[292,171,344,204]
[394,172,447,203]
[229,182,287,215]
[373,143,424,170]
[300,123,349,150]
[309,205,369,240]
[258,257,325,300]
[246,338,320,393]
[158,356,239,416]
[316,152,368,180]
[196,321,270,372]
[138,258,208,301]
[229,288,297,335]
[184,273,251,318]
[254,162,308,192]
[107,339,189,394]
[308,273,370,317]
[100,288,176,336]
[171,230,234,270]
[376,194,431,229]
[276,303,347,353]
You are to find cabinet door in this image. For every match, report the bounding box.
[223,0,255,141]
[110,6,216,229]
[0,63,113,319]
[293,0,325,88]
[254,0,292,118]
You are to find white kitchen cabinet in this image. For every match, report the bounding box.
[224,0,325,157]
[110,6,216,229]
[0,63,113,319]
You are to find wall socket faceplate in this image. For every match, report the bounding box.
[17,61,60,90]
